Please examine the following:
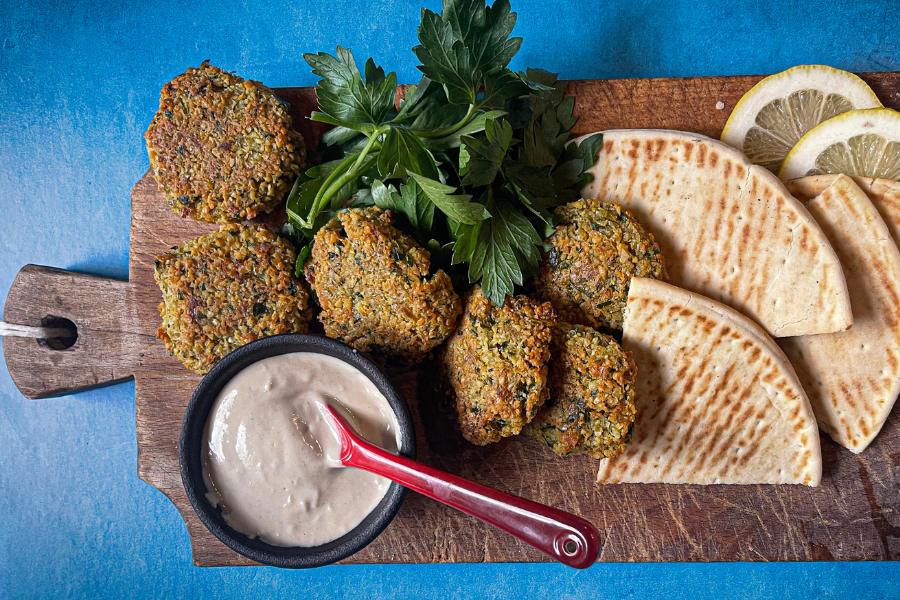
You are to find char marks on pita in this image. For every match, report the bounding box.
[779,175,900,452]
[596,278,822,486]
[787,175,900,247]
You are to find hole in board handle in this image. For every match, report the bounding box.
[39,316,78,350]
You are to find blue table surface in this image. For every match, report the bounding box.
[2,0,899,598]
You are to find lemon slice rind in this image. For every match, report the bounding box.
[779,108,900,182]
[721,65,881,171]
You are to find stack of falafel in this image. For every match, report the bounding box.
[146,63,667,460]
[442,199,666,458]
[146,62,312,376]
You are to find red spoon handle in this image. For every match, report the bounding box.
[325,406,601,569]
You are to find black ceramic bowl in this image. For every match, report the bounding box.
[179,334,416,568]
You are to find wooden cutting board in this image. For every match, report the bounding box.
[4,73,900,566]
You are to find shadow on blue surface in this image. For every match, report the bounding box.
[1,0,898,597]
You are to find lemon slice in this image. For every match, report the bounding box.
[779,108,900,181]
[721,65,881,173]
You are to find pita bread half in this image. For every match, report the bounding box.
[597,277,822,486]
[778,175,900,453]
[577,129,852,338]
[787,175,900,246]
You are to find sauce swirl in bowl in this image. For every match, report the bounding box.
[202,353,400,547]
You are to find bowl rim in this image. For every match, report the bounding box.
[178,333,416,569]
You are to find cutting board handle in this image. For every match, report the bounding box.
[2,265,146,399]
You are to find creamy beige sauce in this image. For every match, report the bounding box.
[202,352,400,547]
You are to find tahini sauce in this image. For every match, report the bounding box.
[202,352,400,547]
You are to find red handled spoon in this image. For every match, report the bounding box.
[318,403,602,569]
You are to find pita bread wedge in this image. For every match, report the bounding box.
[778,175,900,453]
[787,174,900,245]
[597,277,822,486]
[577,129,852,338]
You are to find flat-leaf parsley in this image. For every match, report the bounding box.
[287,0,602,306]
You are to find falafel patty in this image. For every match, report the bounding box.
[526,323,637,458]
[304,207,461,363]
[155,224,311,374]
[145,61,305,223]
[441,286,556,446]
[534,198,666,330]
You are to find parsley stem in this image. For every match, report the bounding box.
[306,152,358,224]
[318,153,378,214]
[307,127,387,222]
[310,129,386,220]
[350,128,384,172]
[416,104,477,139]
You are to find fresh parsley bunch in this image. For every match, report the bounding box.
[286,0,602,306]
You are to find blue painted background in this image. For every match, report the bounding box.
[1,0,898,598]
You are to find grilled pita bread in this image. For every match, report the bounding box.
[597,278,822,486]
[787,175,900,245]
[577,129,851,338]
[778,175,900,453]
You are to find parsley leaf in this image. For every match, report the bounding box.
[426,239,456,265]
[460,118,513,187]
[295,245,312,277]
[453,188,542,304]
[501,70,602,210]
[285,159,340,227]
[377,126,440,179]
[410,172,490,225]
[503,163,556,226]
[481,67,529,109]
[322,125,361,147]
[413,0,521,104]
[567,131,604,189]
[304,47,397,130]
[443,0,522,76]
[394,77,436,122]
[371,179,435,240]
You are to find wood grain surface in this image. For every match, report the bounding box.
[5,72,900,565]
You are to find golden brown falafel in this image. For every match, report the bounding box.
[535,199,666,330]
[154,224,311,374]
[526,322,637,458]
[441,286,556,445]
[304,207,461,363]
[145,61,305,223]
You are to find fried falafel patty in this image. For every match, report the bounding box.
[441,286,556,445]
[304,207,461,363]
[535,198,666,330]
[145,61,305,223]
[526,323,637,458]
[155,225,311,374]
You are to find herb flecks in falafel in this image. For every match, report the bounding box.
[535,199,666,330]
[526,323,637,458]
[154,225,312,374]
[442,286,556,446]
[145,61,305,223]
[304,207,462,364]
